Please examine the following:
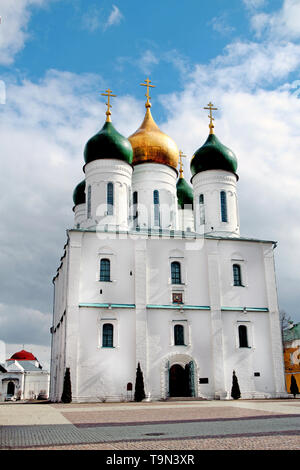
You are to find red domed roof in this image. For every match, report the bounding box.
[9,349,37,361]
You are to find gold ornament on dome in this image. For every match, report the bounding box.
[128,78,179,170]
[179,150,187,178]
[101,88,116,122]
[204,102,218,134]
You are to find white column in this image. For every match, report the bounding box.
[64,230,83,402]
[134,239,149,399]
[84,159,133,231]
[263,244,288,397]
[132,163,178,230]
[193,170,240,236]
[74,204,86,228]
[207,241,227,398]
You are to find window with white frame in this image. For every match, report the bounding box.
[233,264,242,286]
[87,185,91,218]
[199,194,205,225]
[220,190,228,222]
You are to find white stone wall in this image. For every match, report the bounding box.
[83,159,133,231]
[50,228,287,402]
[132,163,178,230]
[192,169,240,236]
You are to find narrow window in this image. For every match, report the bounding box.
[171,261,181,284]
[100,258,110,282]
[239,325,249,348]
[174,324,185,345]
[220,191,228,222]
[107,182,114,215]
[102,323,113,347]
[133,191,138,227]
[153,190,160,227]
[233,264,242,286]
[87,185,91,218]
[199,194,205,225]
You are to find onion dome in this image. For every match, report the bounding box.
[177,177,193,209]
[84,88,133,166]
[191,101,238,178]
[84,121,133,165]
[128,78,179,170]
[73,180,86,206]
[190,133,238,177]
[9,350,37,361]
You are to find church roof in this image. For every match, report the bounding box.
[191,133,238,178]
[84,121,133,166]
[176,177,193,209]
[73,180,86,206]
[9,349,37,361]
[283,323,300,342]
[17,361,42,371]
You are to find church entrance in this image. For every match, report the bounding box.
[169,362,195,397]
[7,381,15,396]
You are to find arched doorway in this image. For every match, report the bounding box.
[7,381,15,396]
[169,362,195,397]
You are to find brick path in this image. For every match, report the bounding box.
[0,399,300,450]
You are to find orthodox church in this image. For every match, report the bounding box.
[49,79,287,402]
[0,349,50,401]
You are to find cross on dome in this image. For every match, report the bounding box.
[179,150,187,179]
[204,102,218,134]
[140,77,155,108]
[101,88,117,122]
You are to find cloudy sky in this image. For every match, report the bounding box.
[0,0,299,370]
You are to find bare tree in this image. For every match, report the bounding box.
[280,310,293,345]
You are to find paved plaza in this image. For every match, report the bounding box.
[0,399,300,450]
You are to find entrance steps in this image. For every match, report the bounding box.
[166,397,208,401]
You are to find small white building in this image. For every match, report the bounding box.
[50,87,287,402]
[0,349,50,401]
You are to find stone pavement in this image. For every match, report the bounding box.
[0,399,300,450]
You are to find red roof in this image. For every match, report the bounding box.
[8,349,37,361]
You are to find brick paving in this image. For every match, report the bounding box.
[0,399,300,450]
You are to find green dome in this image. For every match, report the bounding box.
[191,133,238,177]
[73,180,86,206]
[84,121,133,165]
[177,177,193,209]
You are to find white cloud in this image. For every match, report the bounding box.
[0,0,48,65]
[104,5,123,30]
[209,15,235,36]
[243,0,267,10]
[81,6,101,33]
[251,0,300,40]
[0,69,142,362]
[159,38,300,321]
[190,40,300,92]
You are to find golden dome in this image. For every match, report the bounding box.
[128,106,179,170]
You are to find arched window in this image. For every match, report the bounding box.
[199,194,205,225]
[238,325,249,348]
[220,190,228,222]
[233,264,242,286]
[174,324,185,345]
[100,258,110,282]
[153,190,160,226]
[133,191,138,227]
[102,323,113,347]
[107,182,114,215]
[171,261,181,284]
[87,185,91,218]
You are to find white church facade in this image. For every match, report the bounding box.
[49,83,287,402]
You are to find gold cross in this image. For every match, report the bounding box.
[101,88,117,122]
[140,77,155,108]
[179,150,186,178]
[204,102,218,134]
